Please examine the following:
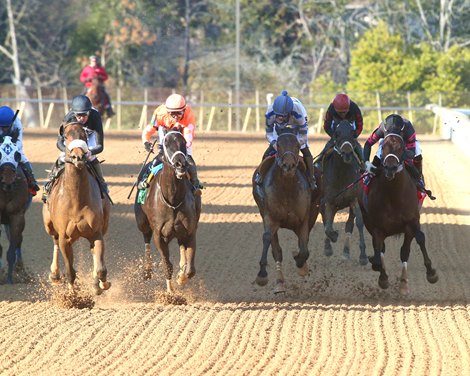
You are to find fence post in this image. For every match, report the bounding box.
[199,90,204,130]
[376,91,382,124]
[432,93,442,135]
[407,91,412,122]
[37,86,44,128]
[242,107,252,132]
[316,108,324,134]
[255,90,260,131]
[206,106,216,131]
[116,86,121,130]
[228,90,232,132]
[44,103,54,128]
[63,86,68,114]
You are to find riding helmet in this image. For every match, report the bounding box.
[71,95,92,113]
[333,93,350,113]
[272,91,294,116]
[165,94,186,112]
[384,114,404,134]
[0,106,15,127]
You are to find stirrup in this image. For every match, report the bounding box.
[41,192,48,203]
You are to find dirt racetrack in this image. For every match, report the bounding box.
[1,129,470,375]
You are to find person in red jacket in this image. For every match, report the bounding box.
[80,55,115,117]
[316,93,364,167]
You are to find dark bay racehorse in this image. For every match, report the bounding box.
[134,130,201,294]
[252,128,321,293]
[359,133,438,294]
[0,134,29,283]
[85,77,108,118]
[320,120,367,264]
[42,122,111,294]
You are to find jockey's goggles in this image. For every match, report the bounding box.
[169,111,185,117]
[275,114,288,124]
[74,111,90,117]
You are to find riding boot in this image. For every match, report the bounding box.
[187,155,203,196]
[20,161,40,196]
[90,158,109,193]
[353,139,364,169]
[412,155,435,200]
[42,159,64,203]
[303,155,317,191]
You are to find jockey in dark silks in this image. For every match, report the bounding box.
[0,106,40,196]
[316,93,364,167]
[256,90,317,190]
[42,95,109,203]
[363,114,435,199]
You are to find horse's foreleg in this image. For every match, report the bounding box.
[399,230,415,295]
[5,217,25,284]
[91,237,110,295]
[353,202,368,265]
[370,233,388,289]
[294,224,310,276]
[415,227,438,284]
[177,236,196,286]
[256,222,276,286]
[343,207,355,260]
[58,238,76,290]
[155,236,173,293]
[144,243,153,280]
[49,237,62,284]
[324,203,339,243]
[271,232,285,293]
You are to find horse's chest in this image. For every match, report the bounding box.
[158,213,193,239]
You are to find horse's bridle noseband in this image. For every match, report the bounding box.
[275,133,299,167]
[162,131,188,178]
[382,134,405,174]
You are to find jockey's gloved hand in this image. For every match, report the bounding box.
[85,150,93,161]
[365,161,376,175]
[144,141,153,153]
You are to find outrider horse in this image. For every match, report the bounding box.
[85,77,108,118]
[320,120,367,265]
[359,133,438,294]
[42,122,111,294]
[252,127,321,293]
[0,133,29,283]
[134,130,201,294]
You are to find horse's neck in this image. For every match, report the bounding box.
[272,164,302,193]
[63,164,92,203]
[159,162,186,202]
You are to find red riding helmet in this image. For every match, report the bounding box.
[333,93,350,113]
[165,94,186,112]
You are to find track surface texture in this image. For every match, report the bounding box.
[1,130,469,376]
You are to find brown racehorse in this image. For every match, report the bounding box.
[42,122,111,294]
[85,77,108,118]
[0,133,29,284]
[320,120,367,265]
[359,133,438,295]
[134,130,201,294]
[252,127,321,293]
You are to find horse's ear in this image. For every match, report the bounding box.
[14,151,21,162]
[0,136,4,144]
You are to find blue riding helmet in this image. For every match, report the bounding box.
[272,90,293,117]
[0,106,15,128]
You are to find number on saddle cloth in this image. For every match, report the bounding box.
[137,162,164,204]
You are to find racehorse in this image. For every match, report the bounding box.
[85,77,108,118]
[359,133,438,295]
[252,127,321,293]
[0,133,29,283]
[134,130,201,294]
[320,120,367,265]
[42,122,111,294]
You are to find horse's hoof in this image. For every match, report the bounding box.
[324,242,333,257]
[49,273,62,285]
[256,275,268,286]
[342,250,351,260]
[176,272,188,286]
[427,270,439,284]
[359,255,369,266]
[399,280,410,296]
[326,229,338,243]
[274,281,286,294]
[297,262,309,277]
[99,281,111,290]
[378,277,389,289]
[143,269,152,280]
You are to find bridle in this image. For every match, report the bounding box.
[382,134,405,176]
[162,130,188,179]
[275,132,299,168]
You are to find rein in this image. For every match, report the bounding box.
[157,182,184,210]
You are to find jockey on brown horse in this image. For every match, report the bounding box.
[42,95,109,203]
[80,55,115,117]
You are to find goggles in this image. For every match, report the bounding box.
[74,111,90,117]
[169,111,185,117]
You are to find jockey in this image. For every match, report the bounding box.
[141,93,203,196]
[316,93,364,167]
[42,95,108,203]
[80,55,115,117]
[256,90,317,190]
[0,106,40,195]
[363,114,434,197]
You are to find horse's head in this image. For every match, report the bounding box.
[62,122,89,169]
[162,130,188,179]
[275,127,300,177]
[0,135,22,191]
[333,120,356,164]
[381,133,406,180]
